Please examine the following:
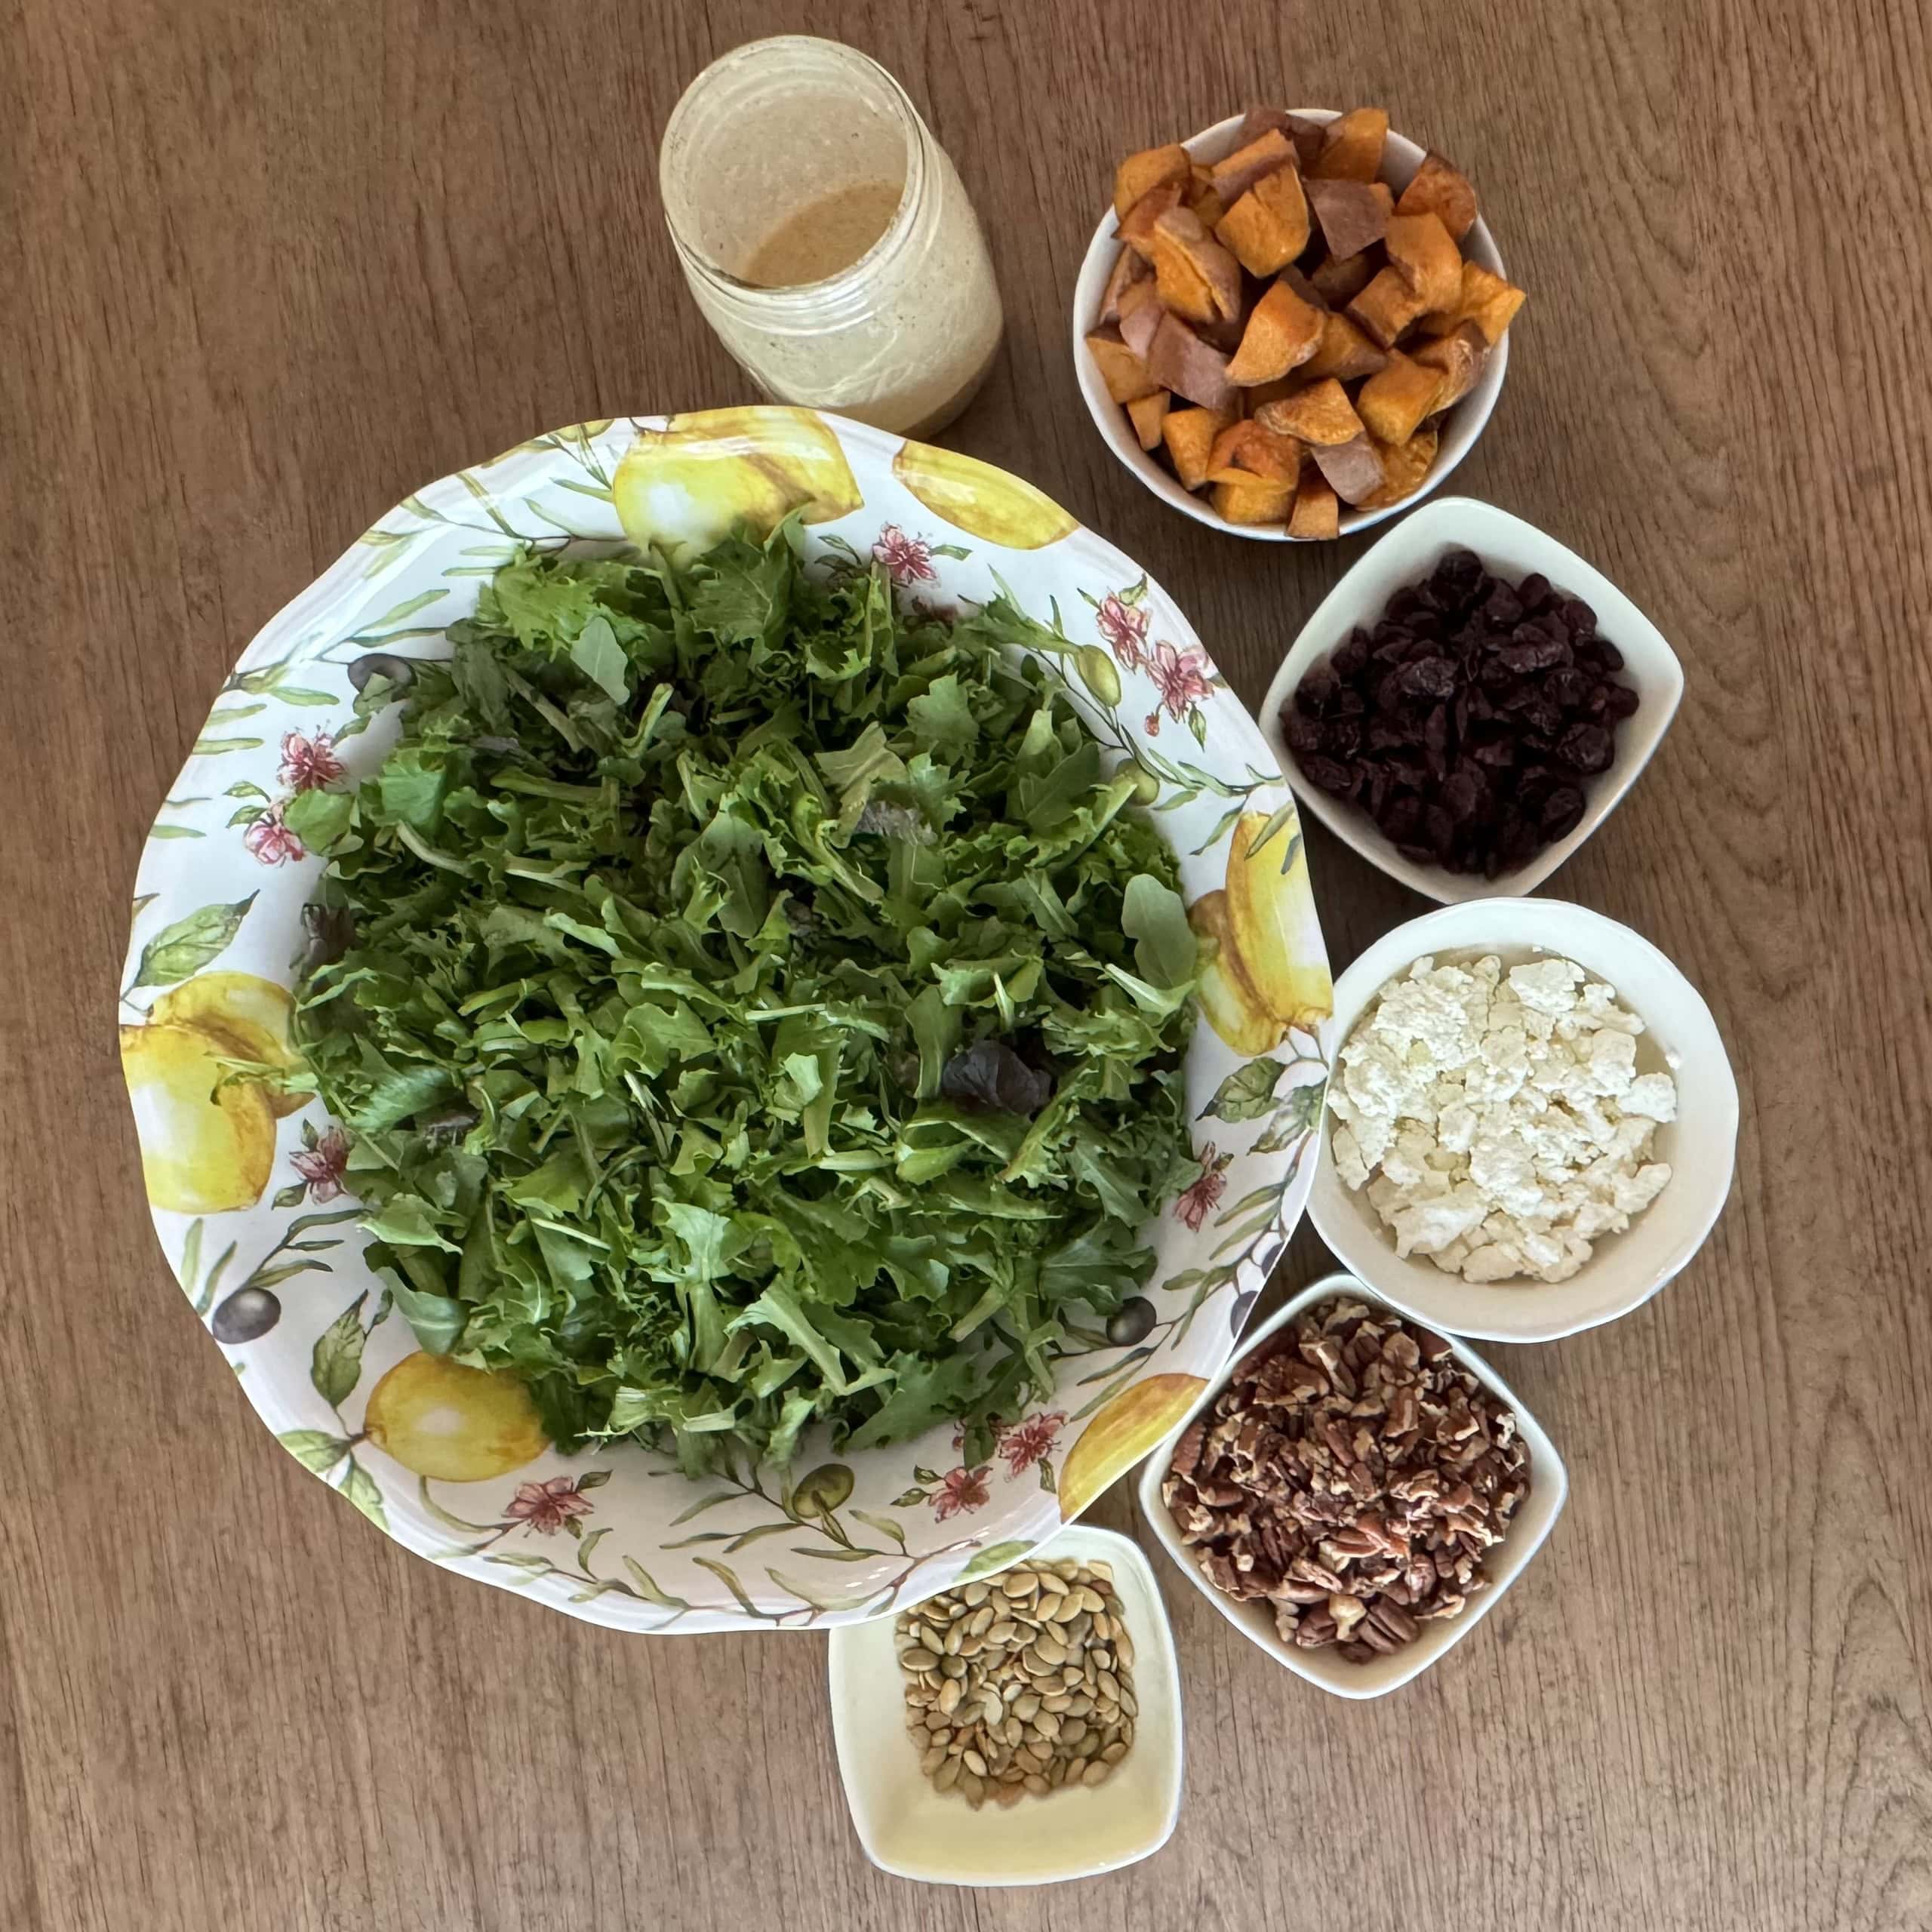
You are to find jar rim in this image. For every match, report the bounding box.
[660,35,927,314]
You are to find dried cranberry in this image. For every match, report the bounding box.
[1424,804,1457,858]
[1483,582,1524,627]
[1398,656,1457,700]
[1440,767,1486,824]
[1603,682,1641,721]
[1499,635,1568,675]
[1558,596,1598,636]
[1303,755,1358,798]
[1540,786,1586,838]
[1335,685,1365,716]
[1333,632,1371,679]
[1557,723,1614,774]
[1380,793,1423,843]
[1284,711,1325,755]
[1472,734,1516,769]
[1296,663,1339,715]
[1543,666,1591,710]
[1592,638,1625,672]
[1321,717,1362,758]
[1518,571,1552,612]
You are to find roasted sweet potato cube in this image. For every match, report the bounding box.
[1114,143,1192,220]
[1085,332,1161,405]
[1283,115,1329,169]
[1186,183,1226,229]
[1152,207,1243,323]
[1225,278,1324,384]
[1453,261,1526,343]
[1346,266,1429,347]
[1216,168,1310,278]
[1383,211,1463,312]
[1211,129,1297,205]
[1309,108,1389,183]
[1206,420,1254,479]
[1355,350,1444,444]
[1302,311,1389,381]
[1235,423,1304,484]
[1240,376,1301,412]
[1162,405,1234,489]
[1304,179,1393,260]
[1116,277,1165,358]
[1254,376,1364,447]
[1287,468,1340,539]
[1412,321,1487,409]
[1358,426,1440,509]
[1309,431,1386,504]
[1237,106,1294,148]
[1394,152,1478,241]
[1118,181,1185,262]
[1308,247,1381,307]
[1211,474,1297,525]
[1145,313,1236,411]
[1126,389,1171,451]
[1098,245,1152,326]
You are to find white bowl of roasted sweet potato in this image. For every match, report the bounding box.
[1072,108,1524,541]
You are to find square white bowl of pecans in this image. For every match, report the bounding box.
[1136,1274,1567,1698]
[827,1524,1185,1885]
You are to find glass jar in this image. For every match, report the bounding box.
[659,36,1004,438]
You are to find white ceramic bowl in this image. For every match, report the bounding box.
[1260,497,1685,901]
[1309,898,1737,1343]
[1072,111,1510,542]
[119,408,1337,1633]
[827,1525,1185,1885]
[1136,1273,1567,1698]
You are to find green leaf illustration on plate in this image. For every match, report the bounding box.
[309,1291,368,1407]
[1201,1057,1287,1123]
[279,1429,352,1475]
[339,1460,388,1531]
[956,1539,1034,1582]
[128,894,256,989]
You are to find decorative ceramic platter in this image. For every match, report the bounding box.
[119,408,1334,1631]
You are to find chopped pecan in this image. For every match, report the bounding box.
[1158,1297,1531,1666]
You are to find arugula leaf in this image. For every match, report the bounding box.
[294,534,1195,1472]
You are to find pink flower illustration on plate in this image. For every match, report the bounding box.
[290,1125,350,1203]
[931,1465,991,1521]
[504,1475,597,1535]
[1143,639,1215,737]
[1094,593,1149,672]
[278,729,345,792]
[997,1411,1066,1478]
[244,804,305,866]
[1174,1141,1229,1231]
[872,524,937,586]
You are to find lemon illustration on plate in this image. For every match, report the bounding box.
[614,407,863,555]
[1056,1373,1206,1520]
[361,1352,548,1483]
[1190,812,1333,1056]
[120,1021,277,1214]
[151,971,308,1117]
[892,441,1078,550]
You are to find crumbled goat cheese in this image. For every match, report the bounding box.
[1329,954,1675,1284]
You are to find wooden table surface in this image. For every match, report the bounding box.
[7,2,1931,1927]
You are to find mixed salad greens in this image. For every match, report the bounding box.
[295,524,1199,1472]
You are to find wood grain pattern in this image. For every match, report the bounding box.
[4,1,1930,1926]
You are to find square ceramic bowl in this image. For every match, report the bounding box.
[1309,897,1738,1343]
[826,1524,1184,1885]
[1072,111,1509,541]
[1136,1272,1567,1698]
[1260,497,1684,900]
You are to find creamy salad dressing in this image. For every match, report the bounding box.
[740,179,904,289]
[660,38,1004,437]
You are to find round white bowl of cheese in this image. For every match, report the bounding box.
[1309,897,1737,1343]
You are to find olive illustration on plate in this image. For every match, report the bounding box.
[346,650,416,694]
[1106,1296,1156,1346]
[1229,1289,1259,1337]
[791,1463,855,1518]
[211,1284,281,1344]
